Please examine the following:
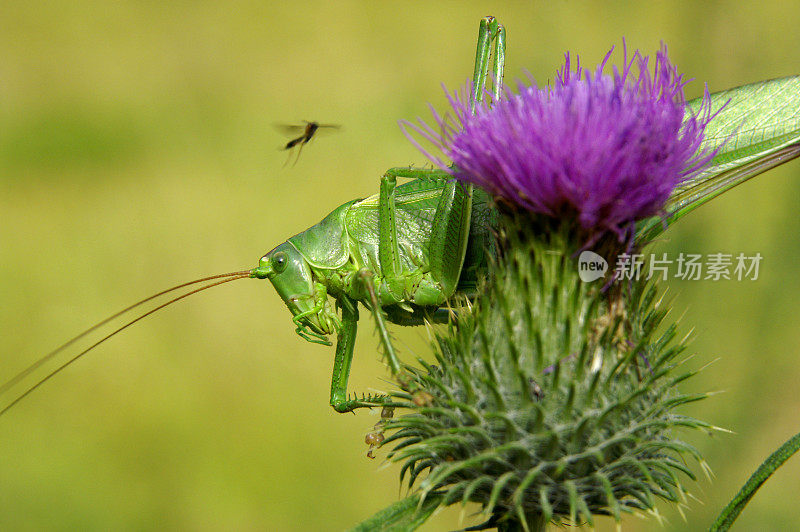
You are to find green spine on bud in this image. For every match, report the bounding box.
[382,211,712,529]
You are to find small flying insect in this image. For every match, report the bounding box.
[277,121,340,166]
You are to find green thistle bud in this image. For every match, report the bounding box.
[380,211,713,530]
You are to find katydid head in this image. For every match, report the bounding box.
[252,242,337,345]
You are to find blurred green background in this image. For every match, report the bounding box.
[1,2,799,530]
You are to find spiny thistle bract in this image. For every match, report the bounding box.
[381,217,713,530]
[376,44,717,531]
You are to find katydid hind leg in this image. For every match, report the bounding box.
[383,166,451,183]
[378,169,402,279]
[471,16,506,111]
[491,23,506,102]
[471,16,495,113]
[378,167,473,299]
[424,16,502,295]
[428,180,473,298]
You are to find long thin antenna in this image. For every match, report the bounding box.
[0,270,251,398]
[0,271,252,418]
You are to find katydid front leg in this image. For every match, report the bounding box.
[292,282,338,344]
[329,295,385,413]
[329,288,399,413]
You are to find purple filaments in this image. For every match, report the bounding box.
[404,44,717,240]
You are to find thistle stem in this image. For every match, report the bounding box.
[498,512,547,532]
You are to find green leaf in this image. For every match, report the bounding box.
[638,75,800,242]
[710,431,800,531]
[348,492,443,532]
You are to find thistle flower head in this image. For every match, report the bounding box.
[405,44,716,239]
[367,42,718,531]
[374,43,713,530]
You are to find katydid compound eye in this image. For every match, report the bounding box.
[271,251,288,273]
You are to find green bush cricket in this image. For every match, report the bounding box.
[251,16,507,412]
[0,16,507,416]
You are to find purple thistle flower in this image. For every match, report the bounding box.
[403,44,717,239]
